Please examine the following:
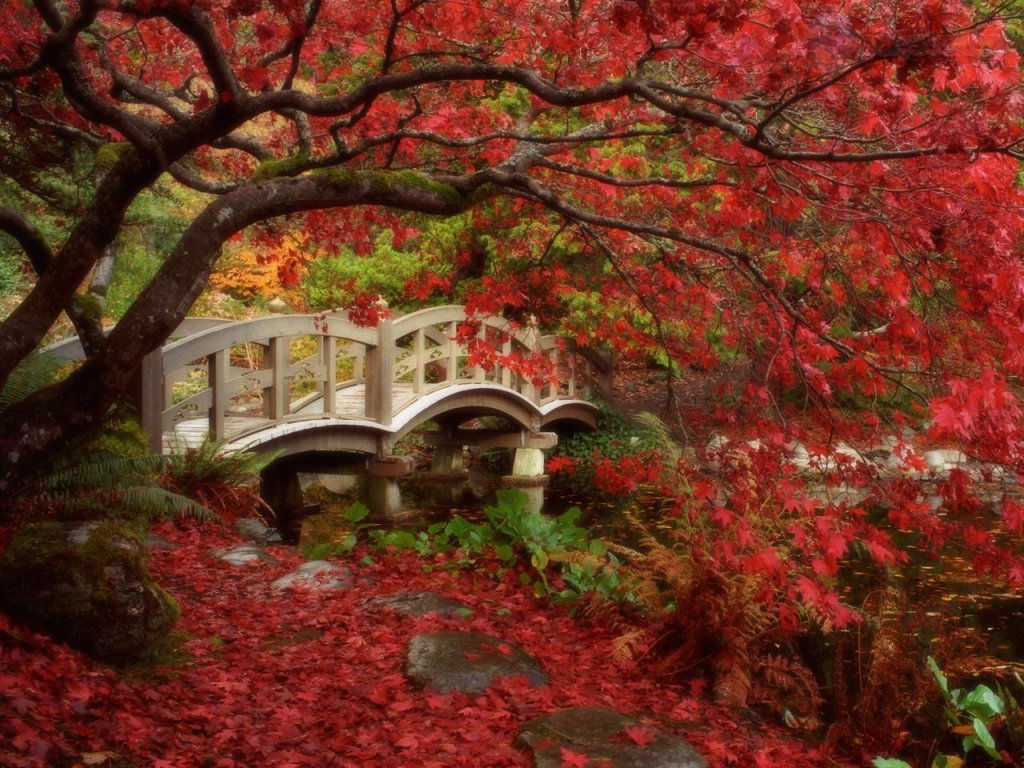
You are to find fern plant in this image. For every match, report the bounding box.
[1,352,218,524]
[159,438,278,522]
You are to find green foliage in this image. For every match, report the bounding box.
[302,231,425,311]
[0,351,59,413]
[875,657,1016,768]
[105,186,198,319]
[928,656,1004,762]
[548,402,665,494]
[302,501,371,559]
[159,438,278,521]
[426,489,622,604]
[0,247,24,297]
[162,438,275,492]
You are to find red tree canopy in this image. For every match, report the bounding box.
[1,1,1023,501]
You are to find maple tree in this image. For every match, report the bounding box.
[2,0,1024,638]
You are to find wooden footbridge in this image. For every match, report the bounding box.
[49,305,607,516]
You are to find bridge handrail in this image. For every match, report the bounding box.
[51,305,606,451]
[160,313,377,370]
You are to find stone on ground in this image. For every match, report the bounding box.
[374,591,470,616]
[271,560,351,590]
[234,517,282,544]
[518,707,708,768]
[0,520,179,662]
[406,631,547,694]
[215,544,279,566]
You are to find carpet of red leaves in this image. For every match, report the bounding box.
[0,522,852,767]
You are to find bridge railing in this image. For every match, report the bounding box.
[148,312,379,448]
[44,306,608,450]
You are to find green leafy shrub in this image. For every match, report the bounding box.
[548,404,674,497]
[302,231,424,311]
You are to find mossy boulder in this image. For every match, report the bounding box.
[0,520,179,663]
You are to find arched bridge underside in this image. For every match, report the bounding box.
[207,382,599,459]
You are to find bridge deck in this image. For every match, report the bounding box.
[163,382,416,452]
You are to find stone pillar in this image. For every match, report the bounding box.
[361,475,404,520]
[501,447,548,514]
[420,445,469,506]
[362,455,415,521]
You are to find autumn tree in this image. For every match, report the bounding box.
[1,0,1024,553]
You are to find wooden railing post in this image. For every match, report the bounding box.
[521,315,540,404]
[207,349,228,440]
[473,322,487,382]
[140,348,164,454]
[446,320,458,381]
[321,335,336,414]
[413,329,425,394]
[265,336,288,420]
[365,300,394,425]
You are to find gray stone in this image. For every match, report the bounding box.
[216,544,279,566]
[0,521,179,663]
[234,517,282,544]
[271,561,351,590]
[145,533,177,550]
[406,631,547,694]
[518,707,708,768]
[374,591,470,616]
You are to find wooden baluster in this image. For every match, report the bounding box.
[447,320,458,381]
[208,349,228,440]
[500,332,512,388]
[474,322,486,382]
[352,344,364,383]
[266,336,288,420]
[321,335,336,414]
[568,351,576,398]
[522,315,539,403]
[413,328,425,394]
[140,348,165,454]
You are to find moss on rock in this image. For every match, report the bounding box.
[0,520,179,663]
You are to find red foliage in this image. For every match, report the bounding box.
[0,522,851,768]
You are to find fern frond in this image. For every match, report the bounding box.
[632,411,681,466]
[40,455,164,493]
[0,352,59,412]
[117,487,219,522]
[611,628,650,665]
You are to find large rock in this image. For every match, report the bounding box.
[0,521,179,663]
[374,591,470,616]
[406,631,548,694]
[518,707,708,768]
[271,561,351,590]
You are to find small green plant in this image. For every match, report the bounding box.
[430,488,622,603]
[302,501,372,559]
[873,656,1008,768]
[929,656,1004,763]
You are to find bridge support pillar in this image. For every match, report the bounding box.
[363,455,415,521]
[419,445,469,506]
[501,447,548,514]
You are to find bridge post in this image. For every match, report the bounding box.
[320,335,337,414]
[265,336,289,420]
[502,447,549,514]
[362,454,415,521]
[207,349,228,441]
[365,301,394,425]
